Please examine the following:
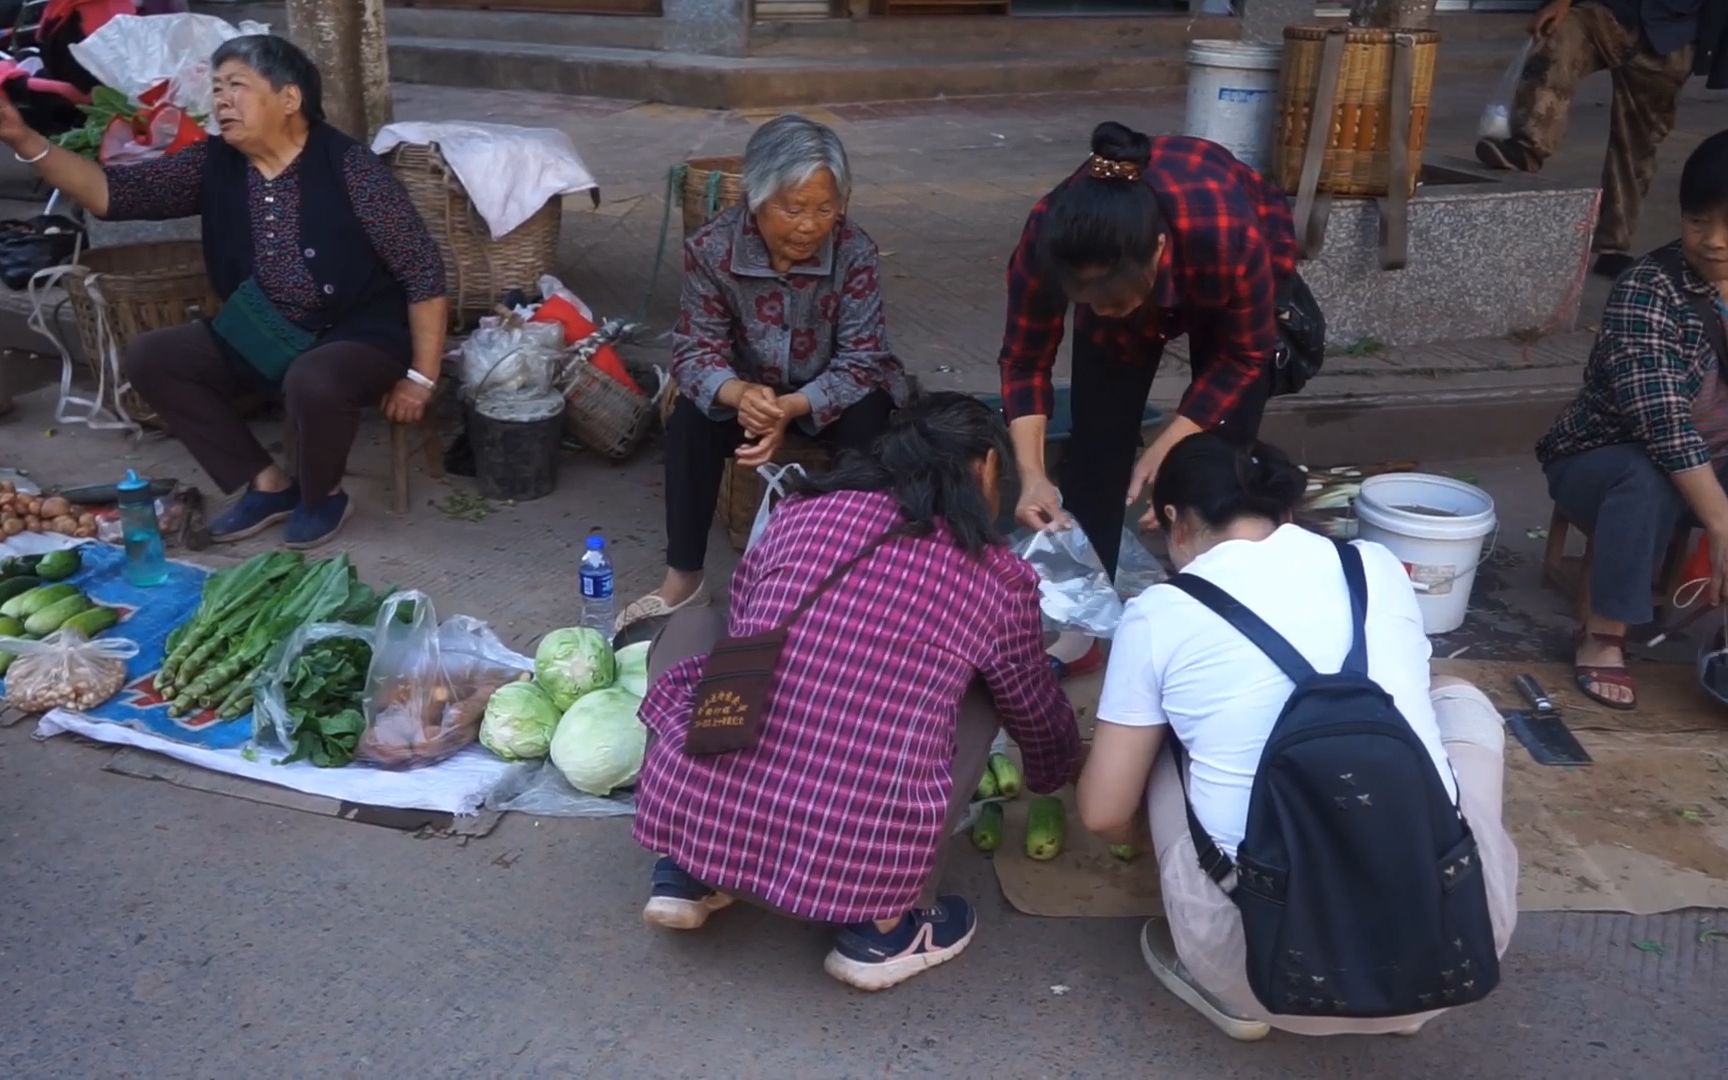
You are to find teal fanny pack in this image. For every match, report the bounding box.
[211,277,316,383]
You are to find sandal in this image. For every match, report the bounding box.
[1573,631,1637,712]
[614,582,709,635]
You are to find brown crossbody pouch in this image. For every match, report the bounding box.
[683,530,899,757]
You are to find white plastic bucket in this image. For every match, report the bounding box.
[1183,40,1284,174]
[1355,473,1498,636]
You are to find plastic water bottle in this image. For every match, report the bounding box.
[117,469,168,587]
[580,530,615,632]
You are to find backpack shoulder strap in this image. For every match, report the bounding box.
[1652,245,1728,374]
[1166,573,1319,684]
[1335,540,1370,677]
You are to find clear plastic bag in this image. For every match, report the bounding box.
[0,629,139,713]
[1114,526,1169,600]
[1478,38,1534,141]
[253,622,376,762]
[356,593,533,770]
[747,462,807,549]
[1013,526,1127,639]
[459,320,564,410]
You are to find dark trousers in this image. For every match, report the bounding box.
[647,607,998,911]
[1545,443,1721,626]
[1061,334,1271,577]
[123,323,405,503]
[664,390,896,573]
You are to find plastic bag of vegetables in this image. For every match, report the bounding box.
[356,591,533,770]
[253,622,375,768]
[549,686,647,796]
[534,626,616,710]
[0,628,137,713]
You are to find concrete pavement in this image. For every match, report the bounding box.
[2,63,1727,1080]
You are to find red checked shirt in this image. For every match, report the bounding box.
[633,489,1082,923]
[997,137,1297,428]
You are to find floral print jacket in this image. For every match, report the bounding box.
[673,206,909,433]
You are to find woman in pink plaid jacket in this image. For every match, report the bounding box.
[633,393,1083,992]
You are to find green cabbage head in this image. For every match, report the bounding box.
[479,681,561,761]
[549,687,646,796]
[534,627,616,710]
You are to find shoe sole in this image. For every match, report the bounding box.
[822,920,977,992]
[642,892,734,931]
[284,500,354,551]
[614,587,710,636]
[209,509,293,544]
[1140,920,1271,1041]
[1474,138,1516,171]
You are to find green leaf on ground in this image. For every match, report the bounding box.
[1698,929,1728,945]
[1676,807,1705,824]
[1631,940,1665,955]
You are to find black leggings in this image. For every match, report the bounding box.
[663,390,896,572]
[1060,333,1270,577]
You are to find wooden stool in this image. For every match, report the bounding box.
[390,413,447,515]
[1540,503,1694,623]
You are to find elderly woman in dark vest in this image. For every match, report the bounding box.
[0,34,448,549]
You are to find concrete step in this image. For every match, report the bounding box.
[386,37,1194,110]
[389,31,1519,109]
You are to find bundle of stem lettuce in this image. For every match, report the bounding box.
[156,552,384,719]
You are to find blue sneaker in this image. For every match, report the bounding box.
[824,895,977,991]
[284,492,353,550]
[642,856,734,930]
[209,484,299,542]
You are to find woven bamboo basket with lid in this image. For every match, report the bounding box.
[388,142,562,328]
[63,240,223,426]
[679,155,745,237]
[1273,25,1440,198]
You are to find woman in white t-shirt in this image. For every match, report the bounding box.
[1077,433,1518,1040]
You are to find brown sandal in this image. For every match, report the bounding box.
[1573,631,1637,712]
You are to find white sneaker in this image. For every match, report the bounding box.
[1140,918,1271,1041]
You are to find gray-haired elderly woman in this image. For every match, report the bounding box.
[617,113,908,632]
[0,34,447,550]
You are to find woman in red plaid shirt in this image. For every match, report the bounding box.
[632,394,1082,991]
[997,122,1302,653]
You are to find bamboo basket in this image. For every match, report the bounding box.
[680,155,745,237]
[563,356,655,461]
[717,439,830,550]
[63,240,222,426]
[389,142,562,327]
[1273,26,1440,198]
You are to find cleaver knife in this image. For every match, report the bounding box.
[1503,674,1592,766]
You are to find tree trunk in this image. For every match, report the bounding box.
[1349,0,1439,27]
[284,0,393,141]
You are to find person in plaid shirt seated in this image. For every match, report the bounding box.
[1537,131,1728,711]
[631,393,1083,991]
[996,122,1299,675]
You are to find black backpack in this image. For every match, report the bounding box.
[1166,540,1500,1018]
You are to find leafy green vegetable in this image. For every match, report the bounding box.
[279,637,373,768]
[1631,940,1665,955]
[534,627,616,710]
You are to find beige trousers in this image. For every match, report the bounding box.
[1147,680,1520,1036]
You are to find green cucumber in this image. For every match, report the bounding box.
[34,548,81,582]
[61,606,118,638]
[987,752,1022,799]
[0,577,41,607]
[974,768,998,800]
[0,651,14,678]
[0,614,22,638]
[972,802,1004,852]
[1025,795,1066,862]
[1109,844,1139,863]
[3,583,80,620]
[1,554,42,577]
[24,593,93,637]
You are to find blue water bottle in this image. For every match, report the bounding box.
[579,529,615,633]
[117,469,168,587]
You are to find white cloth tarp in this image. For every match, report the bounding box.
[71,13,271,124]
[372,122,599,240]
[36,709,512,816]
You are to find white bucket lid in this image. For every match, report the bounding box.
[1356,473,1497,541]
[1185,39,1285,70]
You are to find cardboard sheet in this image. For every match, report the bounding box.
[995,659,1728,918]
